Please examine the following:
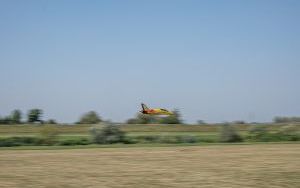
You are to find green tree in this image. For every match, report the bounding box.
[78,111,102,124]
[27,109,43,123]
[11,110,22,124]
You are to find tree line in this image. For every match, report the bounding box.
[0,109,182,125]
[0,109,44,124]
[1,109,300,125]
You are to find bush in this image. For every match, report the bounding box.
[0,137,44,147]
[247,126,270,141]
[276,125,300,141]
[247,125,300,142]
[90,124,126,144]
[219,125,243,143]
[133,135,200,144]
[58,138,91,146]
[0,136,92,147]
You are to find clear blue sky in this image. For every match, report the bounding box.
[0,0,299,123]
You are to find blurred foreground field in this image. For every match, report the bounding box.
[0,143,299,188]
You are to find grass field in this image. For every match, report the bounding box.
[0,123,299,146]
[0,123,297,135]
[0,123,297,136]
[0,143,299,188]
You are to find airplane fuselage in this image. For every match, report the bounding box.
[141,108,173,115]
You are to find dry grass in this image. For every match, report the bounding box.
[0,144,299,188]
[1,123,299,136]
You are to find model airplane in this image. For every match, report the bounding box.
[140,103,174,115]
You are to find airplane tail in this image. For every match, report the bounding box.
[141,103,149,111]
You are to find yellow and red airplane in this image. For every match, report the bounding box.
[140,103,174,115]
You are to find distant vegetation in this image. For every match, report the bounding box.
[0,109,299,147]
[0,108,183,125]
[0,109,44,124]
[0,123,298,147]
[0,109,23,124]
[1,108,299,126]
[76,111,102,124]
[273,116,300,123]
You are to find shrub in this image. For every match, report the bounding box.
[247,125,300,142]
[247,126,270,141]
[0,137,44,147]
[0,137,22,147]
[58,138,91,146]
[276,125,300,141]
[133,135,200,144]
[0,136,92,147]
[90,124,126,144]
[219,124,243,143]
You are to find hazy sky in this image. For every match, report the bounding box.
[0,0,299,123]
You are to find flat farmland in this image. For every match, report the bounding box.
[0,124,295,136]
[0,143,299,188]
